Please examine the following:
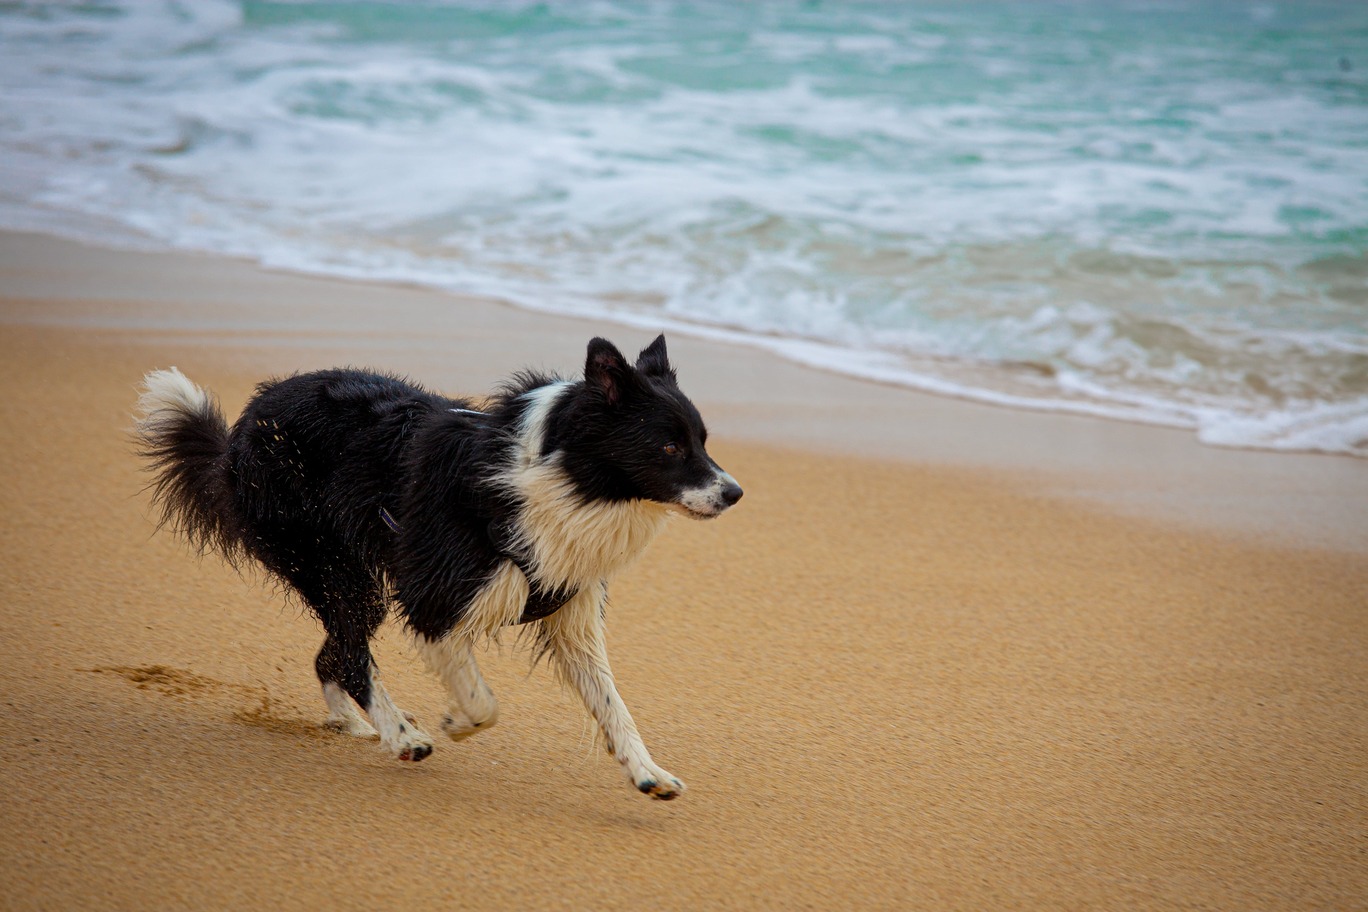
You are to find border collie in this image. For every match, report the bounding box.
[135,335,741,800]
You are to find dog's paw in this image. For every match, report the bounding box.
[387,722,435,762]
[322,713,379,739]
[396,743,433,762]
[441,707,498,742]
[632,764,685,801]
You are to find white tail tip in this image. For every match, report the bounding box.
[137,367,211,423]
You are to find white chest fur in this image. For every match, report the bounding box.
[498,381,670,592]
[509,462,669,590]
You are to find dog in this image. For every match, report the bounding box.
[135,334,741,800]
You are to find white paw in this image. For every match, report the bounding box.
[441,703,499,741]
[382,719,434,762]
[321,682,377,738]
[360,671,432,761]
[629,762,685,801]
[322,713,378,739]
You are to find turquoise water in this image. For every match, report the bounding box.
[2,1,1366,453]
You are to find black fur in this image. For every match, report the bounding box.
[136,385,239,562]
[137,335,740,736]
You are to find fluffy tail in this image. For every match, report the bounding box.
[134,368,241,561]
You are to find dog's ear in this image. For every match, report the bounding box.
[635,333,676,382]
[585,337,635,406]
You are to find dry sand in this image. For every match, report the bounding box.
[1,232,1365,910]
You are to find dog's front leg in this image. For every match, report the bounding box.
[540,588,684,800]
[414,634,500,741]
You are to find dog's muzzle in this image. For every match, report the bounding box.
[676,470,743,519]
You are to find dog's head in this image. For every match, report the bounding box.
[549,334,742,518]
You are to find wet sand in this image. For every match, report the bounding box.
[1,232,1365,910]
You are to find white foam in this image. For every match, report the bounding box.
[1199,399,1368,458]
[2,0,1366,459]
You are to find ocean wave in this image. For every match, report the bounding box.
[1,0,1366,456]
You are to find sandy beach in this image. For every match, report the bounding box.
[1,230,1365,911]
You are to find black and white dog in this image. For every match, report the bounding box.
[135,335,740,800]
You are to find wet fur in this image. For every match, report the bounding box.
[135,335,740,797]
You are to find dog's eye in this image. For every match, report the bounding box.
[662,442,682,457]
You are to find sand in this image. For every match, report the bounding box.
[1,231,1365,911]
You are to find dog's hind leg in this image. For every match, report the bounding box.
[254,527,434,762]
[314,630,433,761]
[316,639,377,738]
[356,663,433,762]
[538,586,685,800]
[414,635,500,741]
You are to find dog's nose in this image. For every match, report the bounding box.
[720,481,743,506]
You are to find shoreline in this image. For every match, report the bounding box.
[1,229,1366,910]
[2,228,1365,553]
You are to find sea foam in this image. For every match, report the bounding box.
[1,0,1365,456]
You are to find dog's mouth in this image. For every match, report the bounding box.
[671,502,722,521]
